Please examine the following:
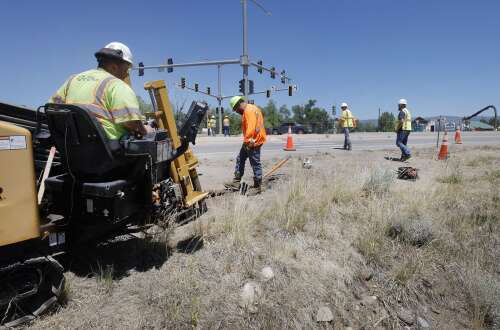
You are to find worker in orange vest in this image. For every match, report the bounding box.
[224,96,267,195]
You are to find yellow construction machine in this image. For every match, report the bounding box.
[0,80,208,326]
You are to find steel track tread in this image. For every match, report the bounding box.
[0,256,65,328]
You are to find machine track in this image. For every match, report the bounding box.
[0,256,65,327]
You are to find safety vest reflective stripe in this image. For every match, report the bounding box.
[110,107,142,118]
[95,76,116,104]
[73,103,113,120]
[253,108,264,133]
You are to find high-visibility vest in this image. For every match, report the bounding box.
[341,109,354,128]
[242,104,267,146]
[402,108,412,131]
[49,68,144,140]
[207,118,216,128]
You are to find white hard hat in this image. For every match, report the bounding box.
[341,102,348,108]
[95,42,133,64]
[398,98,407,105]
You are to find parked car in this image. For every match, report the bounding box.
[270,123,309,135]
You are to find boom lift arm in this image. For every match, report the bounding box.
[463,105,497,130]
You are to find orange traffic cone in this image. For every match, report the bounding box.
[438,131,449,160]
[454,127,462,144]
[283,125,296,151]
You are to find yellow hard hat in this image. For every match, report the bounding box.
[230,96,245,110]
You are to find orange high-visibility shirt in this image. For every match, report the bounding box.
[242,104,267,146]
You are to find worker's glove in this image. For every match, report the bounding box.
[248,138,256,148]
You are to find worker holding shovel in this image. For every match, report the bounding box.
[224,96,267,195]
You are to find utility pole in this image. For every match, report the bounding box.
[242,0,249,98]
[217,65,223,135]
[134,1,296,132]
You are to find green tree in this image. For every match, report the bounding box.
[356,122,377,132]
[262,100,281,128]
[292,104,306,124]
[279,105,291,121]
[379,112,396,132]
[292,100,331,133]
[229,113,242,135]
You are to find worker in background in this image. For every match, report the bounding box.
[223,115,231,137]
[225,96,267,195]
[339,102,354,150]
[396,98,412,161]
[50,42,153,139]
[207,115,216,136]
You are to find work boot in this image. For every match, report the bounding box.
[224,175,241,191]
[400,154,411,162]
[247,178,262,196]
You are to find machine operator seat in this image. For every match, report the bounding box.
[44,103,130,179]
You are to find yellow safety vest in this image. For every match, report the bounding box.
[49,68,144,140]
[341,109,354,128]
[402,108,412,131]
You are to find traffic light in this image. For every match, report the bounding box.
[281,70,286,84]
[221,107,224,114]
[257,60,263,74]
[194,83,199,92]
[180,77,186,89]
[207,87,211,95]
[266,90,271,98]
[288,85,293,96]
[270,67,276,79]
[138,62,144,76]
[239,79,245,94]
[167,58,173,73]
[249,80,254,94]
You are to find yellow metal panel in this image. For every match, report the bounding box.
[0,121,40,246]
[144,80,208,207]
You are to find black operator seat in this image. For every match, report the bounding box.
[44,103,127,178]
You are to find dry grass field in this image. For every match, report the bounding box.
[27,145,500,330]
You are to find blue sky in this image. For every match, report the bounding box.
[1,0,499,119]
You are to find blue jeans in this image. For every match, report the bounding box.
[235,144,262,180]
[396,130,411,157]
[223,126,230,136]
[343,127,351,149]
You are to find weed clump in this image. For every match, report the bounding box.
[437,161,463,184]
[386,219,434,247]
[362,167,394,196]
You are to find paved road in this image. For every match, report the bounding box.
[193,131,500,159]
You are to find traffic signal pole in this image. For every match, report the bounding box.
[217,65,223,135]
[242,0,250,98]
[133,0,295,133]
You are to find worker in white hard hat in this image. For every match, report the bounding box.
[339,102,355,150]
[223,115,231,136]
[207,115,217,136]
[49,42,153,140]
[396,98,412,161]
[224,96,267,195]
